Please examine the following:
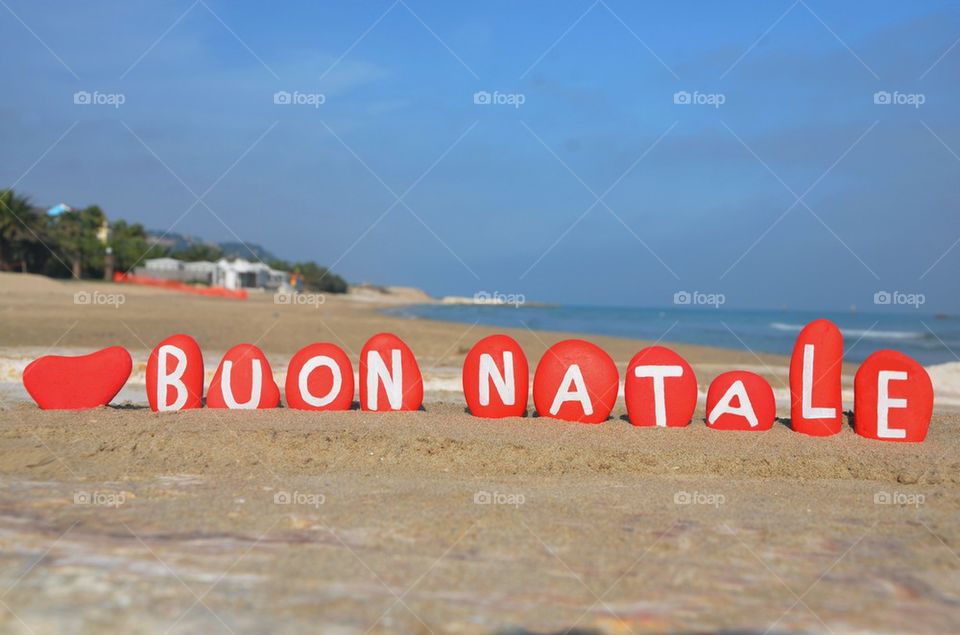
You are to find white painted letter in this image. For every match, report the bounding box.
[550,365,593,416]
[479,352,514,406]
[298,356,342,408]
[157,344,188,411]
[877,370,908,439]
[801,344,836,419]
[221,359,262,409]
[634,365,683,427]
[367,350,403,411]
[708,380,758,428]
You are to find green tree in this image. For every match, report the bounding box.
[50,205,108,278]
[0,189,21,268]
[110,220,167,273]
[0,189,61,274]
[297,261,348,294]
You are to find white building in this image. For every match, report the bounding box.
[140,257,183,274]
[215,258,287,290]
[138,257,287,290]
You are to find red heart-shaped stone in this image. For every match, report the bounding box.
[207,343,280,409]
[854,350,933,442]
[533,339,619,424]
[624,345,697,427]
[462,334,529,418]
[23,346,132,410]
[706,371,776,431]
[146,334,204,412]
[789,319,843,436]
[285,342,354,411]
[359,333,423,411]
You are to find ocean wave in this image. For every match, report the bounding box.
[769,322,924,340]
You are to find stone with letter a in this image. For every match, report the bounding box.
[706,371,776,431]
[854,350,933,442]
[624,345,697,427]
[207,343,280,409]
[359,333,423,411]
[533,339,618,424]
[462,334,529,418]
[789,319,843,436]
[285,342,354,411]
[23,346,132,410]
[146,334,204,412]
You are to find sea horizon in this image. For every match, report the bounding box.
[385,303,960,366]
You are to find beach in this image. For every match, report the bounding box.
[1,273,958,634]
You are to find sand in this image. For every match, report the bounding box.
[0,273,957,635]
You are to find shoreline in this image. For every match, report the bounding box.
[6,272,960,411]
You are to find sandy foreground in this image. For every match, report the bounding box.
[0,274,957,635]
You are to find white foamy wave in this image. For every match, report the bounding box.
[926,362,960,407]
[769,322,923,341]
[768,322,805,333]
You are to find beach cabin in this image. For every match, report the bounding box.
[215,258,287,290]
[136,257,286,291]
[140,257,185,280]
[182,261,220,286]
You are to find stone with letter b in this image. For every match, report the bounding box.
[147,334,204,412]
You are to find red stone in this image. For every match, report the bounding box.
[23,346,132,410]
[624,346,697,427]
[359,333,423,411]
[285,343,354,411]
[146,334,204,412]
[706,371,776,431]
[462,335,529,418]
[854,350,933,442]
[207,344,280,409]
[532,339,619,424]
[789,319,843,436]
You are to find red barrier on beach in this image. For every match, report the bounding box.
[113,272,247,299]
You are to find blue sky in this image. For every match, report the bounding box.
[3,0,959,311]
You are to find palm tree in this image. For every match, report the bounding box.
[0,189,41,271]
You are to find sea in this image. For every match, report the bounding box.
[383,304,960,366]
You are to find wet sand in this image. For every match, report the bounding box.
[0,273,957,634]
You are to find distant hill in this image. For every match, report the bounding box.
[146,230,276,262]
[218,241,277,262]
